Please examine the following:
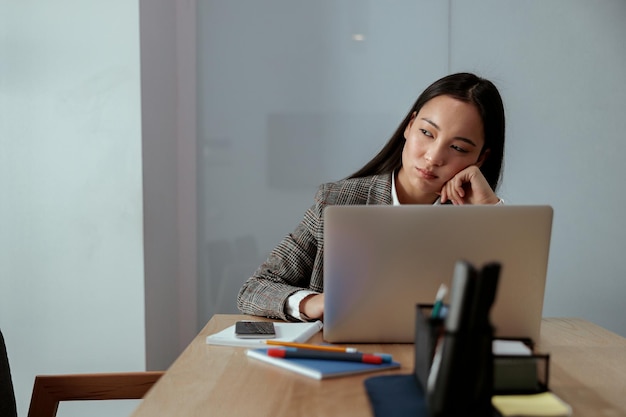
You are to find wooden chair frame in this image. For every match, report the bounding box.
[27,371,164,417]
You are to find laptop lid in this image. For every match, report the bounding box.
[323,205,553,343]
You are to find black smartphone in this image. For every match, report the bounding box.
[234,321,276,339]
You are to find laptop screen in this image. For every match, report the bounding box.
[323,205,553,343]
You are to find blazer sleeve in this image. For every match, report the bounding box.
[236,185,327,321]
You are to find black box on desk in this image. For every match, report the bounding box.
[414,304,550,395]
[493,340,549,394]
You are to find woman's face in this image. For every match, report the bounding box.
[398,95,487,203]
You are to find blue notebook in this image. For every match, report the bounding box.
[246,348,401,380]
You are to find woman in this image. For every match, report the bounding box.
[237,72,505,321]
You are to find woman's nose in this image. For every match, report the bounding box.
[424,144,445,166]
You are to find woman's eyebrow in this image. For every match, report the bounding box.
[421,118,478,147]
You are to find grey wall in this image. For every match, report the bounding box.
[140,0,199,373]
[197,0,626,338]
[450,1,626,335]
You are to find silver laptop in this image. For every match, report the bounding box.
[323,205,553,343]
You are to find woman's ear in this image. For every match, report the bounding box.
[403,112,418,139]
[475,148,490,168]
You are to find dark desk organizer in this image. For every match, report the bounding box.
[493,339,549,394]
[414,304,443,390]
[414,304,550,417]
[418,305,494,416]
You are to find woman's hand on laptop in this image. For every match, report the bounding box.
[440,165,500,205]
[300,293,324,320]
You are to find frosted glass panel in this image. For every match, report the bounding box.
[196,0,449,323]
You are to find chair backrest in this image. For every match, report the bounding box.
[28,371,164,417]
[1,329,162,417]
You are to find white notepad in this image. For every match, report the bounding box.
[206,321,323,348]
[493,340,533,356]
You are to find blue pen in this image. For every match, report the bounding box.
[267,348,386,364]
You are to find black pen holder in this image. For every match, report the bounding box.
[414,304,493,417]
[414,304,444,389]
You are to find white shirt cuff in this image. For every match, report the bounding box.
[286,290,319,321]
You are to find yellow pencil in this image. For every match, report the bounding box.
[264,340,358,353]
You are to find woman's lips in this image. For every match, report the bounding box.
[417,167,438,180]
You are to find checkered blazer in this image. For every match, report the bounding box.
[237,173,393,320]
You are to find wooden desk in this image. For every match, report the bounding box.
[131,315,626,417]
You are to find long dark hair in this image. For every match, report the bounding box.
[348,73,505,191]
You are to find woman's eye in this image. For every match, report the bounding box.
[451,145,469,154]
[419,129,433,137]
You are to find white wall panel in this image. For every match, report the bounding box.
[0,2,145,415]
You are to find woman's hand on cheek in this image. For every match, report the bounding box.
[440,165,500,205]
